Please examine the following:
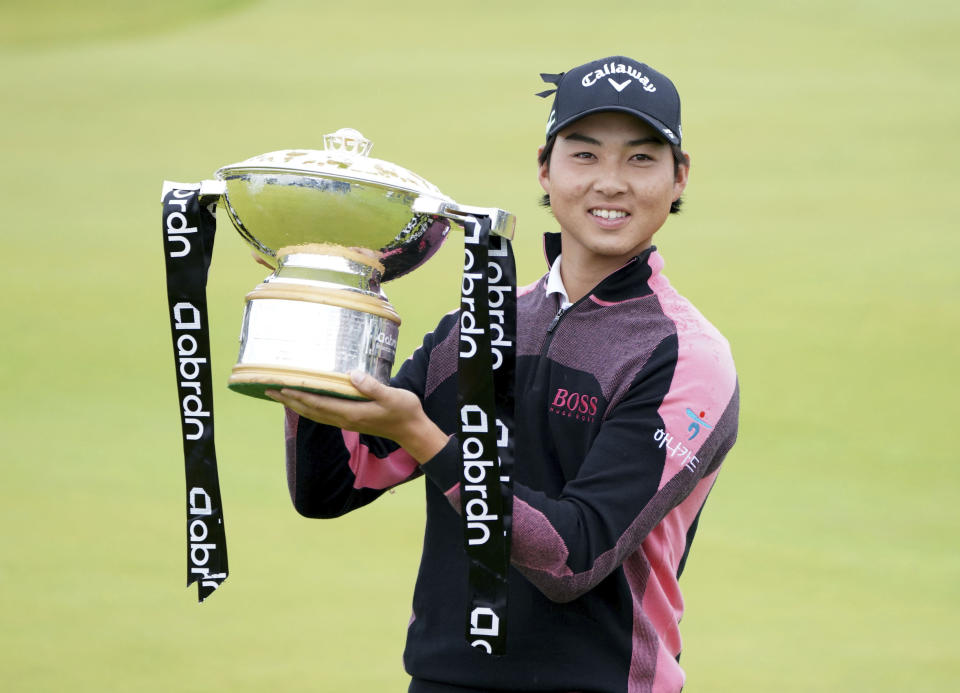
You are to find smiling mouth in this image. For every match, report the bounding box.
[589,208,629,220]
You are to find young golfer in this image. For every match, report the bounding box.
[268,55,739,692]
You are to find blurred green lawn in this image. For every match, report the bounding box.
[1,0,957,690]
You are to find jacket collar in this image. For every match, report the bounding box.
[541,232,658,302]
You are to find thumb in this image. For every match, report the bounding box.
[349,371,385,399]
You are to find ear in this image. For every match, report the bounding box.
[673,151,691,201]
[537,145,551,195]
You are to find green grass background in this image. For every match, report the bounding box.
[1,0,957,690]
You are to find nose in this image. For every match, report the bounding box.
[591,161,628,197]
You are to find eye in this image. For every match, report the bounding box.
[631,152,653,162]
[572,151,596,160]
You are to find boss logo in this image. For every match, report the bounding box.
[549,388,599,422]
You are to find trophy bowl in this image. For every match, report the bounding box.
[215,128,456,401]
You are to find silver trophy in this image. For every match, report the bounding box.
[211,128,515,400]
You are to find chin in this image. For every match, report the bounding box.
[593,240,650,258]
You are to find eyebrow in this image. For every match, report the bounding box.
[563,133,602,146]
[562,133,665,147]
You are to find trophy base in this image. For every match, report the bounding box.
[228,365,368,401]
[230,275,400,404]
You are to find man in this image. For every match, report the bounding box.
[268,56,739,692]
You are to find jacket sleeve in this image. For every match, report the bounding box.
[419,333,739,603]
[284,316,450,519]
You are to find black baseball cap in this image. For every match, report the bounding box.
[539,56,682,146]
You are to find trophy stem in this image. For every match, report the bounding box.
[270,244,385,293]
[229,248,400,401]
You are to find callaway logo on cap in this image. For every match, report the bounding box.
[538,56,682,145]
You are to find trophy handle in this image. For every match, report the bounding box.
[412,196,516,241]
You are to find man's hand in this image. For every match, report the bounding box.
[266,372,449,464]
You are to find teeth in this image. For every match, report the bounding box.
[591,209,628,219]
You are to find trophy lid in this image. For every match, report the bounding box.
[215,128,449,200]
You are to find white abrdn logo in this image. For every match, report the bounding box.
[608,78,631,92]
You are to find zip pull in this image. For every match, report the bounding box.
[547,307,566,333]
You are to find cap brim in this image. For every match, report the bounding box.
[548,106,680,146]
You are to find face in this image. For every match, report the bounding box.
[538,111,689,274]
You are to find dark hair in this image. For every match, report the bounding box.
[538,133,687,214]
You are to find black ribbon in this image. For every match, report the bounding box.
[457,216,516,655]
[161,182,228,602]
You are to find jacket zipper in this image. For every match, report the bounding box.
[540,255,641,355]
[541,299,583,355]
[546,307,566,333]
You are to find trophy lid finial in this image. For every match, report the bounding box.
[323,128,372,158]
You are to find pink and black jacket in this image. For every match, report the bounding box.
[285,234,739,693]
